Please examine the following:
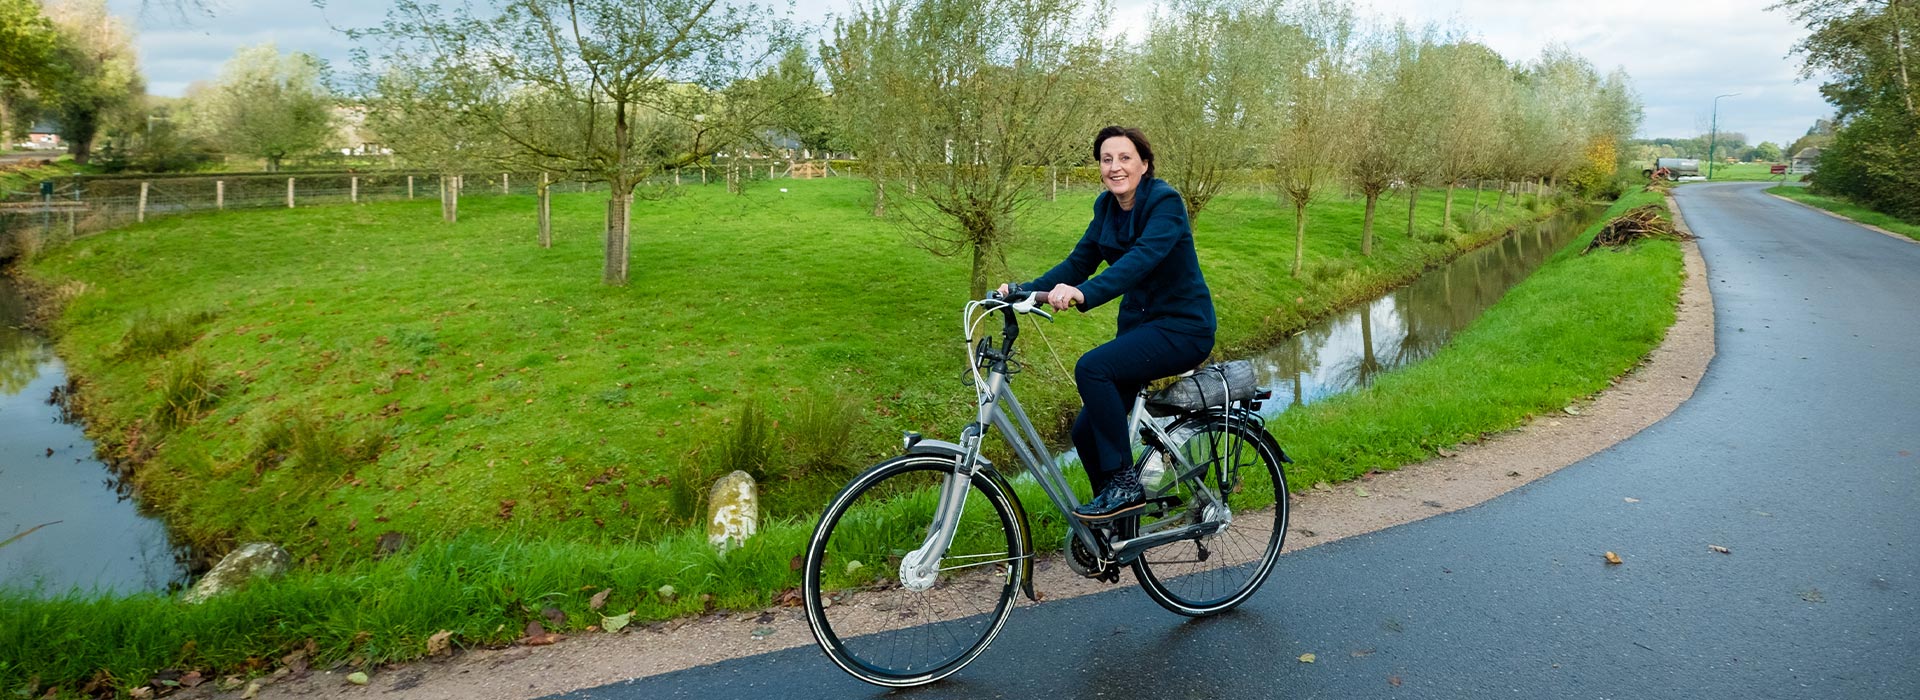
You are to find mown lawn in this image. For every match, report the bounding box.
[1765,185,1920,242]
[20,176,1551,564]
[1,186,1682,699]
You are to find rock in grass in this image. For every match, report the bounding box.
[707,470,759,553]
[184,542,291,603]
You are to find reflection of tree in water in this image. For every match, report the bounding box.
[0,330,50,396]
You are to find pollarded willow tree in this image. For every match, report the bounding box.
[352,0,799,285]
[1134,0,1293,221]
[831,0,1109,299]
[1427,40,1506,231]
[1269,0,1356,278]
[821,3,907,217]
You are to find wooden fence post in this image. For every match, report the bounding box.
[502,173,509,194]
[215,180,225,210]
[407,175,415,200]
[674,168,680,186]
[702,168,708,184]
[286,178,295,208]
[137,181,149,222]
[351,176,359,203]
[538,172,551,249]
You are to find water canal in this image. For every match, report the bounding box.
[0,276,192,594]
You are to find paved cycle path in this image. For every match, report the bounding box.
[556,182,1919,699]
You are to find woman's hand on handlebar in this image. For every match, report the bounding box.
[1045,284,1083,311]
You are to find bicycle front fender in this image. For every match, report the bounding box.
[905,441,1038,602]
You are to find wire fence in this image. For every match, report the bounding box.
[0,159,842,260]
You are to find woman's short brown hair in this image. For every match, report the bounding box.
[1093,125,1155,181]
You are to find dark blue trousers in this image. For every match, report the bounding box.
[1071,324,1214,492]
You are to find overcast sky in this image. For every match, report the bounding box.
[108,0,1830,147]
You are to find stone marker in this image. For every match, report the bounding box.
[707,470,759,552]
[184,542,292,603]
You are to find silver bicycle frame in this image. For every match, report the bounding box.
[898,299,1230,586]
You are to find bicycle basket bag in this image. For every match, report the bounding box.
[1146,360,1259,416]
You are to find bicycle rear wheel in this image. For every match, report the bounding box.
[802,455,1024,687]
[1133,417,1288,616]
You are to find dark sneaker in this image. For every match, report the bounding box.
[1073,479,1146,521]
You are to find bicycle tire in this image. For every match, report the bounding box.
[802,454,1024,687]
[1133,416,1289,616]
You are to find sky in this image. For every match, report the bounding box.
[107,0,1831,148]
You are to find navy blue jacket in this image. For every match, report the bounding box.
[1027,178,1216,339]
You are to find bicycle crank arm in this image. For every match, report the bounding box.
[1108,519,1225,564]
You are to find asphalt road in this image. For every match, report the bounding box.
[557,182,1920,700]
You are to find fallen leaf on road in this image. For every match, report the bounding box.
[1623,497,1640,503]
[1708,545,1731,555]
[1350,648,1375,658]
[1800,588,1824,603]
[1604,551,1623,565]
[589,588,611,611]
[776,588,804,607]
[751,626,777,640]
[346,672,369,686]
[1436,447,1457,458]
[602,612,632,633]
[1312,482,1332,492]
[520,633,564,646]
[1354,485,1371,498]
[1298,653,1316,663]
[179,671,204,688]
[129,688,153,699]
[241,680,263,700]
[1388,676,1403,687]
[1506,471,1521,477]
[426,630,453,657]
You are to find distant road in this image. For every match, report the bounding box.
[557,181,1920,699]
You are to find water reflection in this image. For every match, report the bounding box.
[1253,207,1601,414]
[0,277,193,596]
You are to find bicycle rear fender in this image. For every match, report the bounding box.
[905,440,1039,603]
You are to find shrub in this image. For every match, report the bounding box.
[153,354,219,429]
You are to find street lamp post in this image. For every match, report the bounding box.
[1707,92,1740,180]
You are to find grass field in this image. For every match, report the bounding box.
[1705,162,1793,182]
[0,185,1681,698]
[1765,185,1920,242]
[19,176,1552,565]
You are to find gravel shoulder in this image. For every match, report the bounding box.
[194,210,1714,700]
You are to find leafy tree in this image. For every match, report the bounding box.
[1774,0,1920,219]
[2,0,143,164]
[352,0,799,285]
[1135,0,1293,221]
[769,44,833,155]
[187,44,336,172]
[830,0,1108,299]
[0,0,62,138]
[1754,141,1785,162]
[1270,0,1355,278]
[1426,41,1505,232]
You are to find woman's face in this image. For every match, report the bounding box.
[1099,136,1148,200]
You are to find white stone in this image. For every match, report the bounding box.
[706,470,759,552]
[184,542,291,603]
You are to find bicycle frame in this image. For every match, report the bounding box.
[896,297,1233,589]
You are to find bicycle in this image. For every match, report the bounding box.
[802,288,1293,687]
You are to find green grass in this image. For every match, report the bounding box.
[0,186,1681,698]
[1765,185,1920,242]
[1705,162,1791,182]
[0,155,89,195]
[19,177,1552,564]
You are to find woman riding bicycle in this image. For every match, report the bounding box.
[1001,125,1216,522]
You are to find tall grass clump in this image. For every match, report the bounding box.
[783,392,865,481]
[152,354,219,429]
[114,309,215,359]
[246,411,388,476]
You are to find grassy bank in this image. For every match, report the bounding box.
[1,188,1679,698]
[1766,185,1920,242]
[17,176,1551,563]
[1706,162,1790,182]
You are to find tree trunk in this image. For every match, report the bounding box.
[1291,203,1308,278]
[969,241,992,300]
[1442,182,1456,232]
[538,173,552,249]
[604,190,631,285]
[1893,0,1916,116]
[1405,186,1421,238]
[1048,165,1057,202]
[1361,191,1378,257]
[871,161,886,217]
[68,136,93,165]
[1497,181,1509,211]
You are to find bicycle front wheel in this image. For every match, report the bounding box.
[802,455,1024,687]
[1134,417,1289,616]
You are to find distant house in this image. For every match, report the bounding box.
[25,122,62,150]
[1789,147,1822,174]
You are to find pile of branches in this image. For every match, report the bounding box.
[1583,205,1691,254]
